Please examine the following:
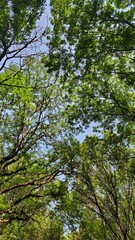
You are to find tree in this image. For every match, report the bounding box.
[0,58,69,223]
[0,210,64,240]
[0,0,46,71]
[40,1,135,238]
[47,0,135,137]
[51,134,135,240]
[0,2,69,237]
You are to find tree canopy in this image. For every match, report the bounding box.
[0,0,135,239]
[0,0,46,71]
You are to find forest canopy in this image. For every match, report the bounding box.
[0,0,135,239]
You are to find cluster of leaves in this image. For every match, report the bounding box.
[47,0,135,135]
[51,134,135,239]
[0,57,71,223]
[0,0,45,42]
[0,0,46,71]
[0,210,64,240]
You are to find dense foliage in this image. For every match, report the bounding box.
[0,58,69,223]
[0,0,135,239]
[0,0,46,71]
